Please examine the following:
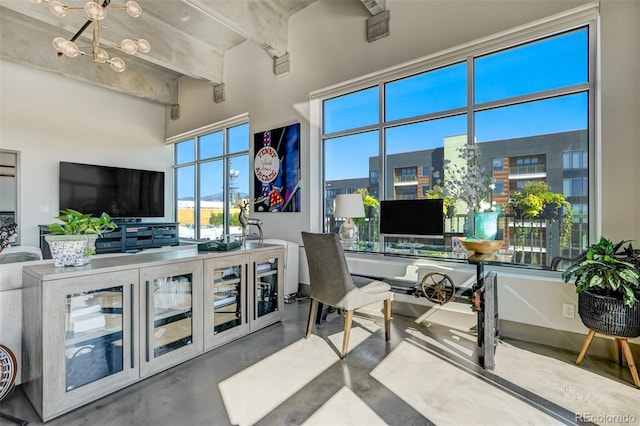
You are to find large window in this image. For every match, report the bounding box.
[318,12,595,269]
[172,118,249,240]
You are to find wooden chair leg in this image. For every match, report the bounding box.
[384,298,391,342]
[341,310,353,359]
[305,299,318,339]
[619,338,640,388]
[576,329,596,365]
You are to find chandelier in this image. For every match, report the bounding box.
[32,0,151,72]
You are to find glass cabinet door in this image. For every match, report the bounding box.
[213,266,242,333]
[42,269,139,419]
[150,274,193,356]
[64,287,125,391]
[251,249,283,330]
[204,255,249,349]
[139,260,203,377]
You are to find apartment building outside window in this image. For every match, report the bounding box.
[319,9,595,269]
[171,117,250,241]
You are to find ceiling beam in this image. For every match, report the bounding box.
[0,1,225,85]
[181,0,289,59]
[0,8,179,104]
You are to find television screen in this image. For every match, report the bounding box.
[379,199,444,237]
[59,162,165,218]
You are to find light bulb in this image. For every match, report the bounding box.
[52,36,67,53]
[109,57,126,72]
[49,1,68,17]
[125,1,142,18]
[120,38,137,55]
[62,40,80,57]
[95,48,109,63]
[84,1,106,21]
[31,0,45,4]
[52,37,79,57]
[136,38,151,53]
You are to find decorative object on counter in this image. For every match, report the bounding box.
[474,211,500,240]
[334,193,365,244]
[458,236,503,255]
[561,237,640,387]
[238,199,263,243]
[45,208,117,267]
[197,237,242,252]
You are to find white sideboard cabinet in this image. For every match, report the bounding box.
[21,244,283,421]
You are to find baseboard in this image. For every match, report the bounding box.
[300,282,639,359]
[499,319,639,359]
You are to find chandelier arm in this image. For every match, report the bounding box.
[57,0,111,57]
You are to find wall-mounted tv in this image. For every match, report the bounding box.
[59,162,165,219]
[379,199,444,238]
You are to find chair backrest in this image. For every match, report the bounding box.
[301,232,357,306]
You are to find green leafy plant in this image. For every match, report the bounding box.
[509,182,574,247]
[561,237,640,307]
[48,208,117,236]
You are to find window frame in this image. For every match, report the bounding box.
[310,4,598,262]
[166,113,250,241]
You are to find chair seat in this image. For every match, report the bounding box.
[352,275,391,294]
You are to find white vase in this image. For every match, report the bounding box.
[45,234,99,267]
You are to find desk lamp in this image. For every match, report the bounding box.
[334,194,365,243]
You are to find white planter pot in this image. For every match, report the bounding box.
[45,235,99,267]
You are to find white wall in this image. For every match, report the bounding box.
[0,61,172,247]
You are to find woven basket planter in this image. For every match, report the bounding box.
[578,290,640,338]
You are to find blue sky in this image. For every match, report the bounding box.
[324,28,588,181]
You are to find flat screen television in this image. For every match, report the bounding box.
[59,162,165,219]
[379,199,444,238]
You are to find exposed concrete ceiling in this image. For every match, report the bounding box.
[0,0,388,105]
[0,0,314,104]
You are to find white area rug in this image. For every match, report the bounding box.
[302,386,387,426]
[219,322,376,426]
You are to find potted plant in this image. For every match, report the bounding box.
[444,143,500,240]
[45,209,117,267]
[561,237,640,338]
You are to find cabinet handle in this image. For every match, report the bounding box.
[130,283,135,369]
[146,280,150,363]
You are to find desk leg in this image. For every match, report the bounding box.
[315,302,324,324]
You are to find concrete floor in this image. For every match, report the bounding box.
[1,299,639,426]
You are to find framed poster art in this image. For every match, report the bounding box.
[253,123,301,212]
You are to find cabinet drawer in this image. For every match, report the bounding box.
[126,238,153,247]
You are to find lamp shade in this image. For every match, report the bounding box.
[334,194,365,219]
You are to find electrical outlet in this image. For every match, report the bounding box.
[562,303,575,319]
